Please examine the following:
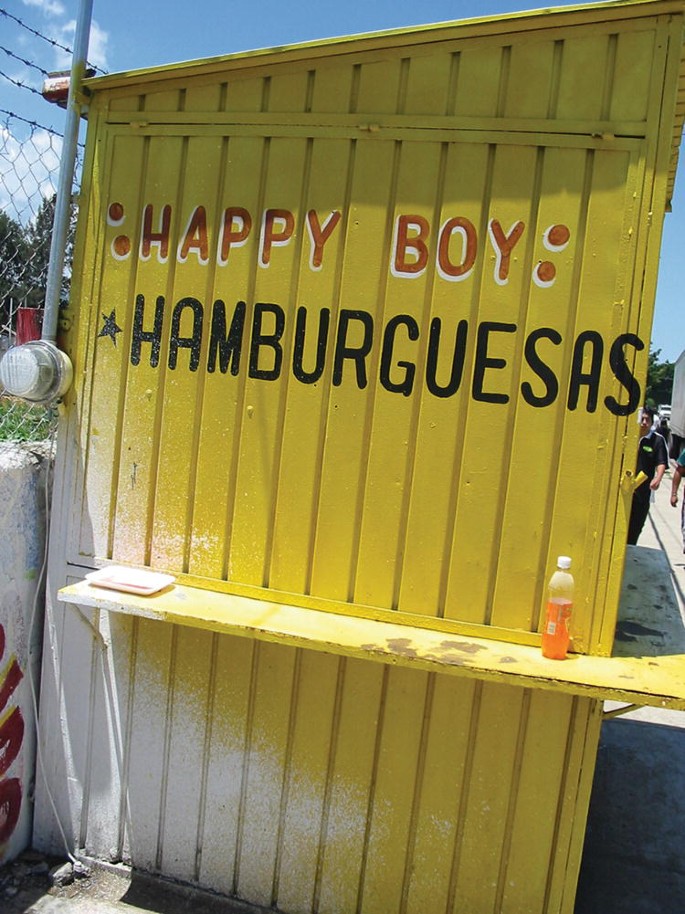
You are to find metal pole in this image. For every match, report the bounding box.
[41,0,94,343]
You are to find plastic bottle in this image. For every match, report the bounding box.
[541,556,573,660]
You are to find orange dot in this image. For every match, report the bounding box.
[109,202,124,222]
[113,235,131,257]
[548,224,570,247]
[537,261,556,283]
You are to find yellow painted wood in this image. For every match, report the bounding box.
[150,136,224,571]
[55,596,602,913]
[236,641,297,906]
[307,139,396,603]
[403,674,477,913]
[110,134,185,566]
[66,1,685,666]
[58,579,685,709]
[546,699,604,913]
[186,135,264,578]
[316,658,385,914]
[82,2,685,96]
[360,666,429,914]
[453,683,527,911]
[77,132,142,559]
[196,634,255,893]
[268,138,350,595]
[45,9,685,914]
[228,137,309,588]
[124,614,175,870]
[158,625,214,879]
[273,650,341,913]
[353,140,442,611]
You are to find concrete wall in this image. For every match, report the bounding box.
[0,441,51,864]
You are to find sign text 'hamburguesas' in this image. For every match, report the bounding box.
[97,201,644,416]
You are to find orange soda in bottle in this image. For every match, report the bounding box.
[541,556,573,660]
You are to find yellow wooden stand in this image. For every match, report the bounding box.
[39,3,685,911]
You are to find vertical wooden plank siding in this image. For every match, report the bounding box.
[64,620,602,913]
[35,6,684,914]
[68,12,677,652]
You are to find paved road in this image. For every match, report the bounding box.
[575,468,685,914]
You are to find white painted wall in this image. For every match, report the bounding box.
[0,441,51,864]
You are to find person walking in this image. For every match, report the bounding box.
[670,447,685,553]
[627,406,668,545]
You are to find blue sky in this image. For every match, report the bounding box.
[3,0,684,363]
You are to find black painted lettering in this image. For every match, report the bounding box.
[208,300,246,375]
[332,310,374,389]
[292,307,330,384]
[472,321,516,404]
[169,297,203,371]
[131,293,164,368]
[380,315,419,396]
[521,327,562,407]
[425,318,468,398]
[568,330,603,412]
[604,333,643,416]
[249,302,285,381]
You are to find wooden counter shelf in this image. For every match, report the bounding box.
[59,545,685,712]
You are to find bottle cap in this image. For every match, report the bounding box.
[557,556,572,569]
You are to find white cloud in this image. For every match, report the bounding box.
[0,124,62,223]
[55,18,109,72]
[87,21,109,72]
[21,0,66,17]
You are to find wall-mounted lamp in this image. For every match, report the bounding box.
[0,341,73,404]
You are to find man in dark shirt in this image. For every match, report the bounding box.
[627,406,668,545]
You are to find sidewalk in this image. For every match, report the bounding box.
[3,476,685,914]
[575,467,685,913]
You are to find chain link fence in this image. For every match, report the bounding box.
[0,109,78,442]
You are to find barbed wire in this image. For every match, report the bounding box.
[0,6,106,75]
[0,107,76,142]
[0,68,44,97]
[0,44,51,78]
[0,6,74,58]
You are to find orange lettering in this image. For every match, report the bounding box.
[140,204,172,261]
[219,207,252,264]
[392,215,430,277]
[260,209,295,267]
[178,206,209,263]
[438,217,477,280]
[488,219,525,284]
[307,210,341,269]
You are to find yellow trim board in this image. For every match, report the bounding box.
[58,578,685,710]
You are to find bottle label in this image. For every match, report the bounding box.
[542,597,572,660]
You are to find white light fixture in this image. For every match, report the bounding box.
[0,341,73,404]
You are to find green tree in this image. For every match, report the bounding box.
[645,348,674,407]
[0,210,30,326]
[22,194,76,310]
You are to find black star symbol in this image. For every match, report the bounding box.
[98,309,122,345]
